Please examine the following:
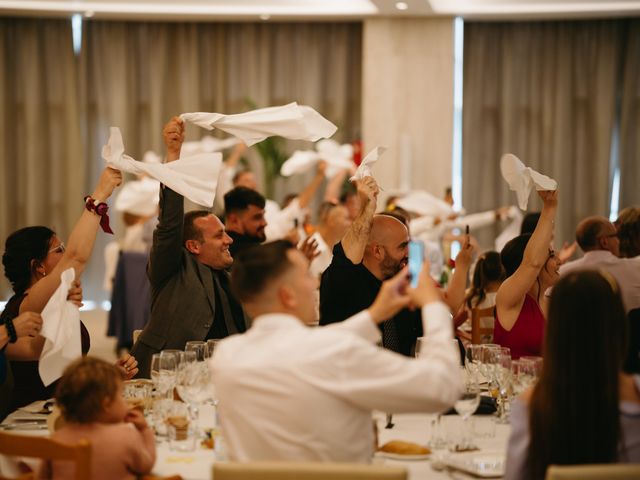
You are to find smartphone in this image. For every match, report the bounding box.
[408,240,425,288]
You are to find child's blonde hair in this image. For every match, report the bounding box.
[55,356,123,423]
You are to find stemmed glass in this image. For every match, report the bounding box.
[176,350,209,437]
[150,352,178,399]
[493,352,512,423]
[453,380,481,450]
[519,356,542,390]
[465,344,483,384]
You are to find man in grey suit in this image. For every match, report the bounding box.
[131,117,248,377]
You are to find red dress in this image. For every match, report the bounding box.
[494,294,545,359]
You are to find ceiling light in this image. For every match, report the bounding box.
[395,1,408,10]
[84,10,94,17]
[259,13,271,20]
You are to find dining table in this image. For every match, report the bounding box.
[0,402,510,479]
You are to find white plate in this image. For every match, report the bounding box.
[443,451,505,477]
[374,451,431,461]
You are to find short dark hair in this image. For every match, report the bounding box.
[3,226,55,294]
[616,206,640,258]
[500,233,531,278]
[521,212,541,235]
[56,357,123,424]
[183,210,211,243]
[230,240,295,303]
[576,217,607,251]
[224,187,266,215]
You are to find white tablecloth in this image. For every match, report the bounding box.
[1,406,510,479]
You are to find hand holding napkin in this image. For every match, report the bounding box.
[102,127,222,207]
[180,102,337,147]
[500,153,557,210]
[39,268,81,387]
[350,146,387,184]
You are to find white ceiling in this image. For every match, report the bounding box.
[0,0,639,21]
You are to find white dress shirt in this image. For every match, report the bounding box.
[209,302,463,463]
[559,250,640,312]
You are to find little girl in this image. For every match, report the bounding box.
[38,357,156,480]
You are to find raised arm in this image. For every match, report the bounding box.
[20,168,122,314]
[296,161,327,209]
[147,117,186,288]
[324,168,350,204]
[341,176,379,264]
[496,190,557,330]
[443,235,474,312]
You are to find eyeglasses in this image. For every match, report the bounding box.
[48,243,66,254]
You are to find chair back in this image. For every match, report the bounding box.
[0,431,91,480]
[471,306,495,344]
[546,463,640,479]
[213,461,407,480]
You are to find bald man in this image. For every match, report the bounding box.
[319,177,472,356]
[560,216,640,312]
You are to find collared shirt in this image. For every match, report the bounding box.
[210,303,463,463]
[559,251,640,312]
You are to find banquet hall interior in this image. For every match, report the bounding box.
[0,0,639,479]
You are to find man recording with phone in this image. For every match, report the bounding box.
[319,176,474,356]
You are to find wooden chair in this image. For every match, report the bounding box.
[546,463,640,479]
[0,431,90,480]
[471,306,496,344]
[213,461,407,480]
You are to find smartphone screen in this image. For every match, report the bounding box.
[408,240,425,288]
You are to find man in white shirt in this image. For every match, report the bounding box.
[210,240,463,463]
[560,216,640,312]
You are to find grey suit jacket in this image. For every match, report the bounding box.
[131,186,248,378]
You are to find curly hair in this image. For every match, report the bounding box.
[55,357,123,424]
[3,226,55,294]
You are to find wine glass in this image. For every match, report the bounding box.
[465,344,483,383]
[176,350,209,436]
[150,352,177,399]
[185,341,207,361]
[453,381,481,450]
[494,353,512,423]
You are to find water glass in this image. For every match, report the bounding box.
[453,381,481,449]
[185,341,207,361]
[206,339,220,359]
[165,401,195,452]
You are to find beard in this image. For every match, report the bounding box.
[380,254,407,280]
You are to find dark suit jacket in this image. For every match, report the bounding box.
[131,186,248,377]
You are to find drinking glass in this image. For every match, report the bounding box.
[150,353,177,399]
[453,381,481,450]
[465,344,483,383]
[206,339,220,359]
[494,353,512,423]
[177,350,209,436]
[185,341,207,361]
[165,401,196,452]
[415,337,425,358]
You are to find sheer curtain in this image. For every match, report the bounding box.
[619,19,640,210]
[0,18,84,296]
[462,20,625,247]
[1,19,362,299]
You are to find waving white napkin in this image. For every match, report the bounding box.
[500,153,557,210]
[114,177,160,217]
[180,103,337,147]
[102,127,222,207]
[395,190,455,218]
[39,268,81,386]
[280,139,353,178]
[181,135,240,156]
[350,146,387,183]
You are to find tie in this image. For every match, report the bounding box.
[212,272,238,335]
[382,319,401,353]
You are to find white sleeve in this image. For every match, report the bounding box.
[327,302,463,413]
[323,310,381,344]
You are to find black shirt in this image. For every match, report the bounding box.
[206,270,247,340]
[319,242,422,356]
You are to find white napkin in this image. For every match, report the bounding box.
[114,177,160,217]
[396,190,455,218]
[280,139,353,178]
[142,150,161,164]
[39,268,81,387]
[500,153,557,210]
[350,146,387,183]
[180,103,337,147]
[181,135,240,155]
[102,127,222,207]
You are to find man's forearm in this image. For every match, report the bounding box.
[341,199,375,264]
